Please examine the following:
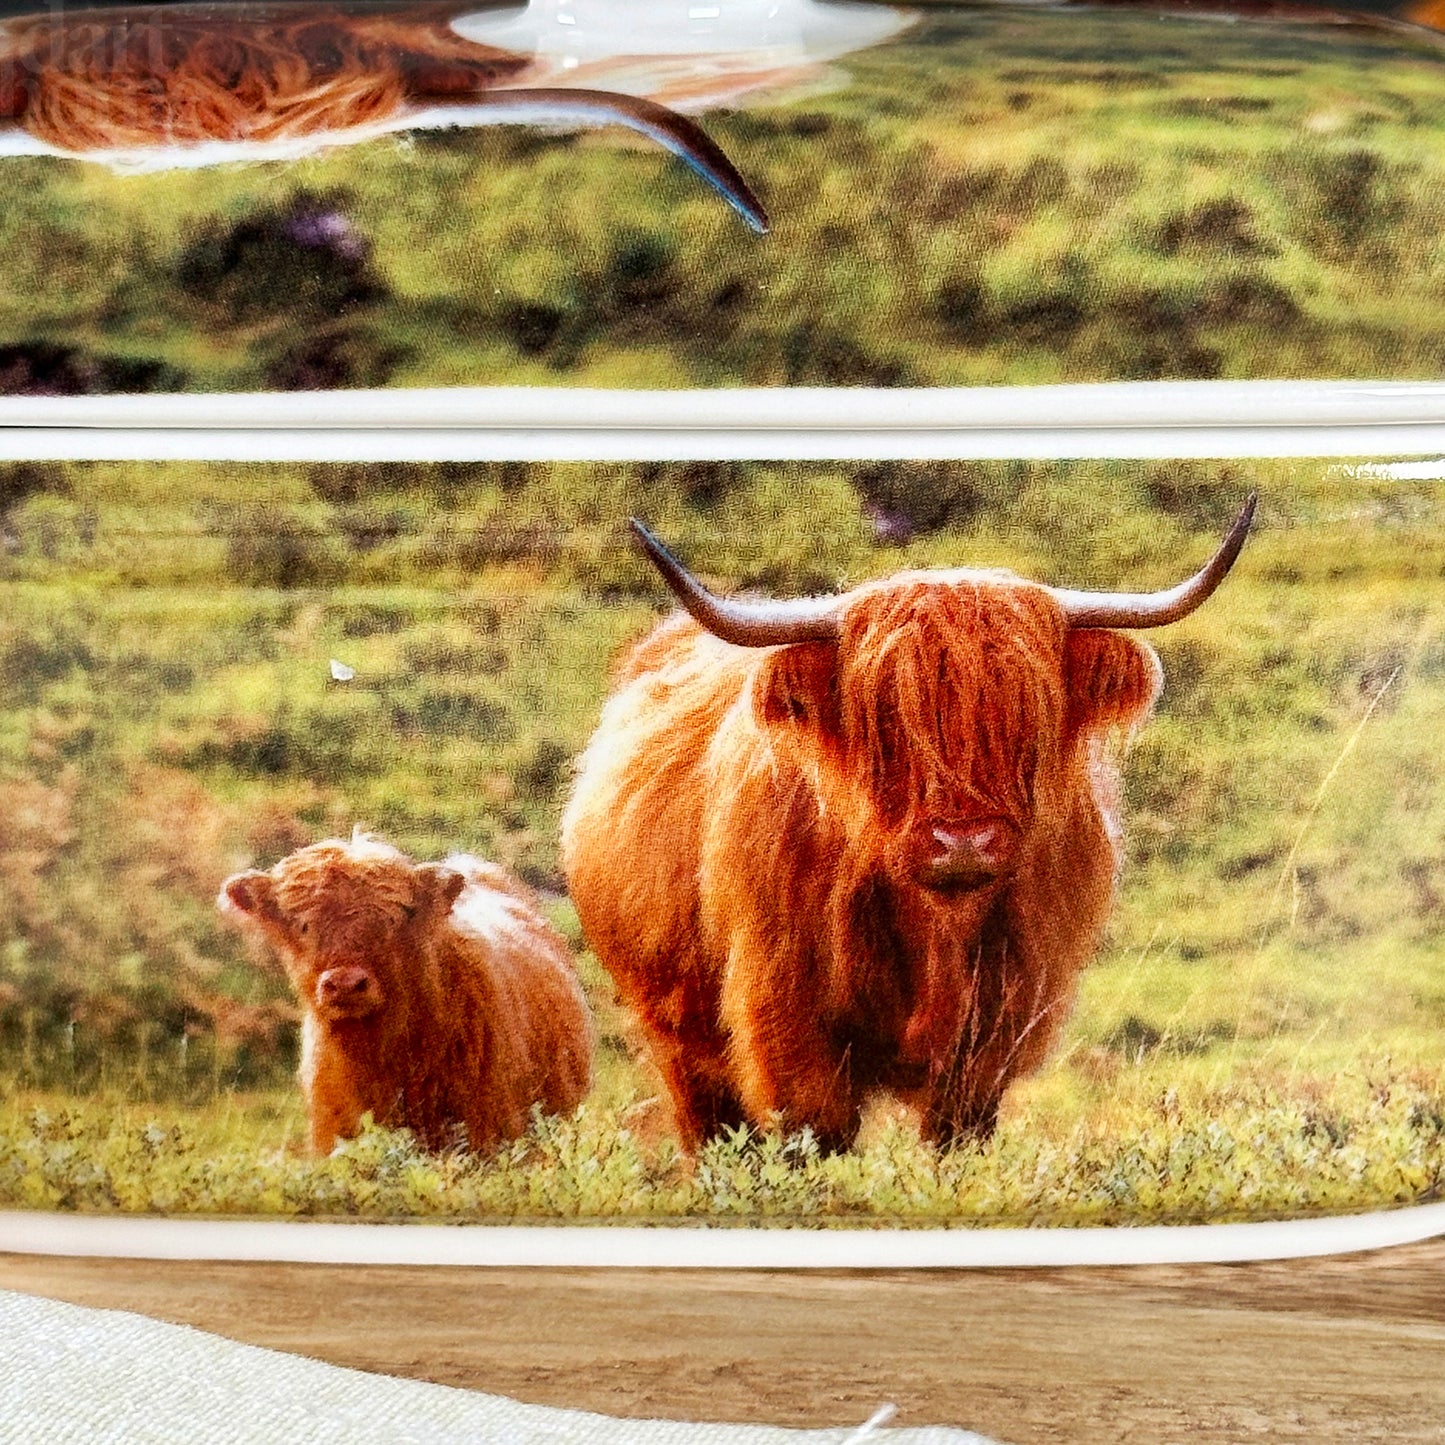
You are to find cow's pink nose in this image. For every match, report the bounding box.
[318,966,373,1000]
[917,817,1019,893]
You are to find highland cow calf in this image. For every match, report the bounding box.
[220,834,593,1155]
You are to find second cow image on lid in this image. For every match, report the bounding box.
[5,0,1445,395]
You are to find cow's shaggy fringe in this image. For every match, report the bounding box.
[0,6,526,151]
[844,575,1064,830]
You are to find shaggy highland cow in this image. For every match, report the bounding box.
[563,501,1255,1151]
[0,0,765,229]
[220,833,593,1154]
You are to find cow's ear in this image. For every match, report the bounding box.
[753,641,841,739]
[415,863,467,917]
[1063,630,1162,737]
[220,871,279,922]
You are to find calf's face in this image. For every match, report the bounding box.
[219,840,467,1025]
[313,962,383,1022]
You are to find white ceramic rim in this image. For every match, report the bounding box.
[4,379,1445,459]
[2,1203,1443,1266]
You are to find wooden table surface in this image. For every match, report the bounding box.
[3,1241,1444,1443]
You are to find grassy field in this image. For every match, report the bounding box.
[2,455,1445,1223]
[8,5,1445,389]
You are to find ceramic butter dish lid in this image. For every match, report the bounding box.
[5,0,1445,397]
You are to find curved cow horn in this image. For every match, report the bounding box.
[631,519,842,647]
[1048,493,1257,629]
[633,494,1255,647]
[446,89,768,233]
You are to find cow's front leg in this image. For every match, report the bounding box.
[920,1089,1002,1150]
[299,1016,364,1155]
[920,1020,1022,1149]
[307,1104,351,1157]
[721,953,864,1153]
[647,1022,749,1152]
[615,976,747,1152]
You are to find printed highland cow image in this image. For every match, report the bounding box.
[9,0,1445,392]
[2,455,1445,1228]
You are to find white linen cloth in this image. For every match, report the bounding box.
[0,1287,1000,1444]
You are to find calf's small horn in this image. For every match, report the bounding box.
[630,519,842,647]
[1048,492,1257,629]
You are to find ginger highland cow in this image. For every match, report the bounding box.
[220,833,592,1155]
[563,502,1255,1152]
[0,1,766,229]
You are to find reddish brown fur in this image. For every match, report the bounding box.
[0,3,528,150]
[220,834,592,1155]
[563,569,1160,1152]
